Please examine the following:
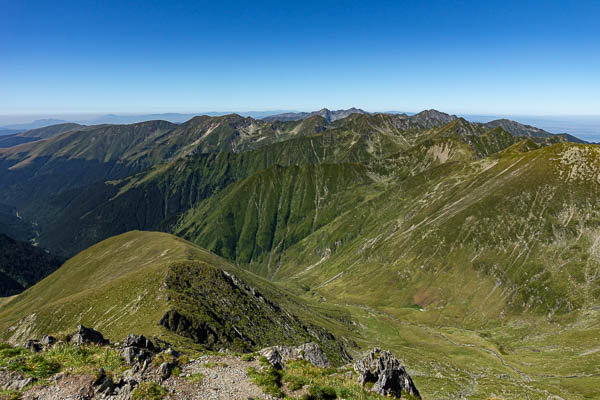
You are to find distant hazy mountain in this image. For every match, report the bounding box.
[1,118,69,131]
[263,107,368,122]
[483,118,586,143]
[0,123,84,148]
[85,111,293,124]
[0,111,293,131]
[0,128,23,136]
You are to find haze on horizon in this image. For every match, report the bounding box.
[2,0,599,117]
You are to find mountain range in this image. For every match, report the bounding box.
[0,108,598,399]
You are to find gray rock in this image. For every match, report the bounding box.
[160,362,175,380]
[122,334,156,351]
[23,339,42,352]
[354,348,421,399]
[70,325,108,345]
[5,376,37,391]
[94,375,115,395]
[40,335,57,347]
[260,342,329,369]
[260,347,283,370]
[121,346,154,366]
[93,368,106,386]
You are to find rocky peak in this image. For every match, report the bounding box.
[410,109,457,129]
[354,348,421,399]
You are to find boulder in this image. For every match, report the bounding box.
[70,325,108,345]
[159,361,176,380]
[120,333,159,367]
[4,377,37,391]
[121,346,154,366]
[260,347,283,370]
[353,348,421,399]
[122,334,156,351]
[40,335,57,347]
[259,342,329,369]
[23,339,42,352]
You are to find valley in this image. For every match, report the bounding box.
[0,110,598,399]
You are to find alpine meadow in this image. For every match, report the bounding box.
[1,1,600,399]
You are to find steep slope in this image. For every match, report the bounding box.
[0,121,177,207]
[0,116,332,209]
[20,128,385,257]
[19,116,531,258]
[0,233,63,296]
[0,231,351,363]
[0,203,34,242]
[272,142,600,321]
[176,163,376,273]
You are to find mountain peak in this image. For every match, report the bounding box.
[263,107,368,123]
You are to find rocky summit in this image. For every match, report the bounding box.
[0,110,598,399]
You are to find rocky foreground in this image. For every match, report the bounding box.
[0,326,420,400]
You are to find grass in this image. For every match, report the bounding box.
[247,356,284,398]
[241,352,256,361]
[131,381,167,400]
[246,357,422,400]
[185,372,204,384]
[3,137,600,400]
[0,390,21,400]
[0,342,125,380]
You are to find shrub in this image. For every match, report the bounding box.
[247,365,284,398]
[303,384,338,400]
[284,374,308,391]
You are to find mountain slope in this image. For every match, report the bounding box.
[271,142,600,321]
[0,234,63,296]
[176,163,376,272]
[0,231,351,363]
[18,116,539,258]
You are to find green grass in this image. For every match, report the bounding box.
[3,119,600,400]
[241,353,256,362]
[0,341,125,397]
[185,372,205,384]
[131,381,167,400]
[0,390,21,400]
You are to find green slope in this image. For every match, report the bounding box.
[0,231,352,364]
[0,112,597,398]
[176,163,377,272]
[16,114,517,258]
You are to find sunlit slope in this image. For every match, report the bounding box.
[274,143,600,322]
[0,231,352,362]
[176,163,377,274]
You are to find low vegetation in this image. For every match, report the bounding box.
[247,357,421,400]
[131,381,167,400]
[0,342,125,379]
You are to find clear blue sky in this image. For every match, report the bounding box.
[2,0,599,115]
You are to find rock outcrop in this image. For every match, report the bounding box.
[354,348,421,399]
[259,342,330,369]
[70,325,108,345]
[120,334,158,368]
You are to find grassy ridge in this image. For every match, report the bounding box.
[0,231,353,365]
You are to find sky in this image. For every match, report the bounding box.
[1,0,600,116]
